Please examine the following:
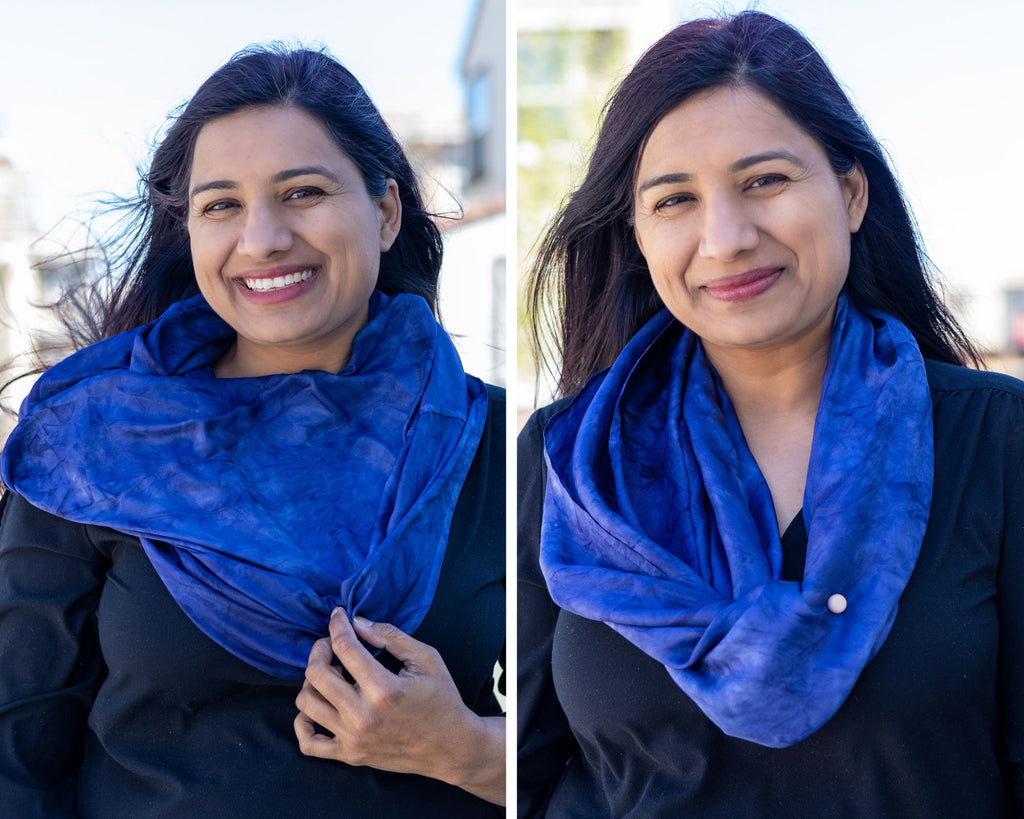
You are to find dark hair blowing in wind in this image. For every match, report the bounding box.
[82,44,443,342]
[526,10,979,398]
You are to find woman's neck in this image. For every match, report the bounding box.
[213,339,353,379]
[701,326,833,534]
[704,338,830,423]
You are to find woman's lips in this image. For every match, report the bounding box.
[701,268,783,302]
[233,266,321,304]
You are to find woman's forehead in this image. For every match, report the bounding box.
[637,86,822,177]
[188,106,351,182]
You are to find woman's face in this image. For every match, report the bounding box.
[186,104,401,377]
[632,85,868,360]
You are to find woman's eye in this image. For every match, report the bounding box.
[201,199,239,215]
[287,187,325,201]
[748,174,787,190]
[654,193,693,211]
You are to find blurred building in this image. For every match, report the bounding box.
[996,282,1024,379]
[517,0,676,417]
[0,155,60,435]
[440,0,506,388]
[0,155,39,363]
[388,0,506,388]
[0,162,105,443]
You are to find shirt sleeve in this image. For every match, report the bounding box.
[999,451,1024,812]
[0,492,109,817]
[517,409,577,818]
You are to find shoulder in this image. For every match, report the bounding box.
[478,383,505,455]
[925,361,1024,489]
[1,491,80,538]
[0,490,116,564]
[518,395,575,459]
[484,382,505,416]
[454,382,504,505]
[517,395,577,579]
[926,361,1024,445]
[926,359,1024,402]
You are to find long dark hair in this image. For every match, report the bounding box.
[526,11,980,398]
[69,43,443,342]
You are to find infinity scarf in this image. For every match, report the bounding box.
[1,291,488,679]
[541,295,933,747]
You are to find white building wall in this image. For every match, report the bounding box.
[440,212,505,386]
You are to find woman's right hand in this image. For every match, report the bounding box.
[294,609,505,805]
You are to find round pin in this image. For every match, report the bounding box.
[827,593,848,614]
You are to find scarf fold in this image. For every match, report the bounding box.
[2,291,488,679]
[541,295,933,747]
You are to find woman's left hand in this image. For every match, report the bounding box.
[294,608,505,805]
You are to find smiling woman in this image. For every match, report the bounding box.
[632,86,868,364]
[519,10,1024,818]
[0,45,504,818]
[187,105,401,377]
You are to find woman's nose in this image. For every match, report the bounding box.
[697,197,759,261]
[236,203,294,259]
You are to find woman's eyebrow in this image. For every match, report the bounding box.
[190,166,341,202]
[190,179,236,201]
[637,151,807,196]
[270,165,341,184]
[637,172,692,196]
[728,150,805,173]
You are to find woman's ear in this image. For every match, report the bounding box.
[843,159,869,234]
[378,178,402,252]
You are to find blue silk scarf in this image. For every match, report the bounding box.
[1,291,488,679]
[541,295,933,747]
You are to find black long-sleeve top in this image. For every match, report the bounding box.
[0,390,506,818]
[518,361,1024,818]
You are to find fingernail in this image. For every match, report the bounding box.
[331,607,346,618]
[353,615,372,626]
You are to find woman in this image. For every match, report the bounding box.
[519,11,1022,818]
[0,46,504,816]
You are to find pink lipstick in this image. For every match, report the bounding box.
[702,268,782,302]
[233,265,320,305]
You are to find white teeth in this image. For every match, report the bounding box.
[242,268,315,292]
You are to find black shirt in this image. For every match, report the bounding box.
[0,390,505,818]
[518,361,1024,818]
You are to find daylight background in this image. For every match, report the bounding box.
[0,0,506,435]
[518,0,1024,415]
[2,0,1022,420]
